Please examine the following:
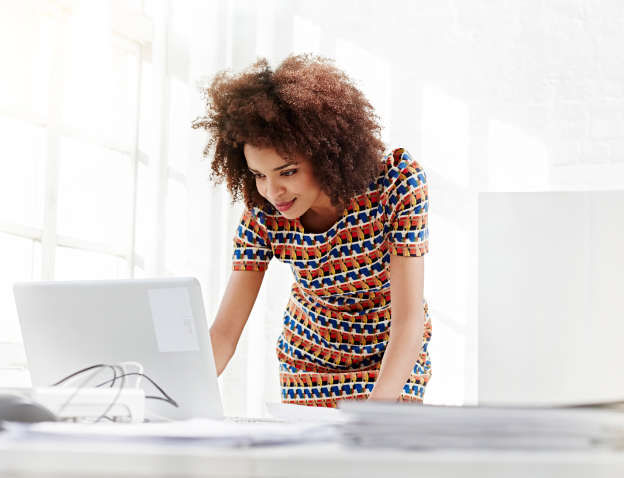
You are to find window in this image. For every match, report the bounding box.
[0,0,158,382]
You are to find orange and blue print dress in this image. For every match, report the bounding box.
[232,148,432,407]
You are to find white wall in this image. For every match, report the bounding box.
[290,0,624,405]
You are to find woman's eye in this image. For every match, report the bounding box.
[253,174,264,179]
[282,170,297,177]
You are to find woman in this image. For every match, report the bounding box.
[193,54,432,407]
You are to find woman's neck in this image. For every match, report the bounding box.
[299,194,345,234]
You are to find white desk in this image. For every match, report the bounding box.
[1,439,624,478]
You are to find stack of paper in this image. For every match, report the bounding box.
[339,402,624,450]
[2,418,336,447]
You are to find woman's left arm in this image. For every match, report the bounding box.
[368,254,425,401]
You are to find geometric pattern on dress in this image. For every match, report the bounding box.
[232,148,432,408]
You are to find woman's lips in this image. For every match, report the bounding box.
[274,199,296,212]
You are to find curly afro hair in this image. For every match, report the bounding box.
[192,54,386,210]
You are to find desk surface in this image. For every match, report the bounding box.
[2,439,624,478]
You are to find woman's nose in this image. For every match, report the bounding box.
[265,180,285,201]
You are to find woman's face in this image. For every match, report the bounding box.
[244,144,327,219]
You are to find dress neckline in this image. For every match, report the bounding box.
[293,197,356,238]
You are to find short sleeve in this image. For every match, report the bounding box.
[232,208,274,271]
[383,149,429,257]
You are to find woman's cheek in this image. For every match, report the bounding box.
[256,181,266,198]
[291,176,307,195]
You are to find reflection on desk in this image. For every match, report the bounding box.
[1,438,624,478]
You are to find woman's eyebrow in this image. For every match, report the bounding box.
[248,164,298,173]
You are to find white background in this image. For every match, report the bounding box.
[1,0,623,417]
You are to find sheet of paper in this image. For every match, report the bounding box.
[266,402,345,423]
[2,418,336,447]
[148,288,199,352]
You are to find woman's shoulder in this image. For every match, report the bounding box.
[377,148,427,192]
[385,147,422,168]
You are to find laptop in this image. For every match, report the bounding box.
[13,277,223,421]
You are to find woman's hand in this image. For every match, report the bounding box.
[367,254,425,402]
[209,270,265,376]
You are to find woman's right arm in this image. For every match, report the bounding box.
[209,270,265,376]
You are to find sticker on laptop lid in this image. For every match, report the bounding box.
[148,288,199,352]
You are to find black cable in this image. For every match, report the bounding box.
[55,365,118,418]
[145,396,177,405]
[52,364,119,388]
[51,365,179,424]
[93,365,124,424]
[96,373,178,408]
[95,372,179,408]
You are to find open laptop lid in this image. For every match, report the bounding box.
[14,277,223,420]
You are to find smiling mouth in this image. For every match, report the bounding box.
[274,199,296,212]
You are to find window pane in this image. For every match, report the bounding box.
[138,61,154,157]
[134,161,152,260]
[124,0,144,13]
[168,77,190,175]
[165,178,187,275]
[54,247,127,281]
[32,241,42,282]
[0,233,36,344]
[57,136,132,247]
[0,3,49,112]
[0,114,46,228]
[63,3,138,142]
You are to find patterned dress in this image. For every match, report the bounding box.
[232,148,432,407]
